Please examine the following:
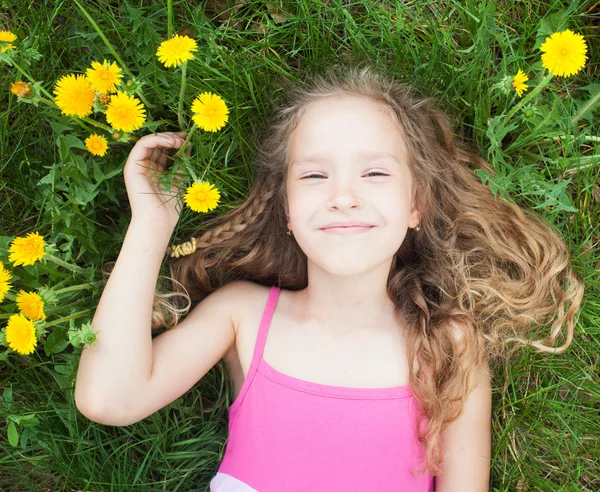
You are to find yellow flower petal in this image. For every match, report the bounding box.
[1,44,15,53]
[85,134,109,157]
[0,30,17,43]
[16,290,46,321]
[540,29,588,77]
[191,92,229,132]
[105,91,146,133]
[156,34,198,68]
[10,81,31,98]
[53,74,95,118]
[184,181,221,213]
[8,232,46,266]
[512,69,529,97]
[86,59,124,94]
[0,262,13,303]
[5,313,37,355]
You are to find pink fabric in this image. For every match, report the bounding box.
[211,286,436,492]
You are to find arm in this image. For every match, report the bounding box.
[435,363,492,492]
[75,218,173,418]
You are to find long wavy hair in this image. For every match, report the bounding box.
[146,63,584,476]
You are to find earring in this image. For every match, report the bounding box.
[287,229,293,236]
[415,225,420,232]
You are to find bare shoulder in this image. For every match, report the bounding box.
[217,280,272,336]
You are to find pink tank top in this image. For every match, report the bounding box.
[210,286,436,492]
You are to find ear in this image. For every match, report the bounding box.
[410,204,422,228]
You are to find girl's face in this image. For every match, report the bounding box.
[285,94,421,277]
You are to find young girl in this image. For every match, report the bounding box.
[75,64,584,492]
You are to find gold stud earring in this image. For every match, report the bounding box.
[415,225,420,232]
[287,229,293,236]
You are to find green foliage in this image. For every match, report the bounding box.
[0,0,598,490]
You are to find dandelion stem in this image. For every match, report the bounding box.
[55,281,105,295]
[72,0,135,81]
[504,72,554,124]
[10,60,54,100]
[43,309,92,328]
[571,90,600,125]
[177,62,188,129]
[44,254,88,274]
[175,123,197,158]
[167,0,174,38]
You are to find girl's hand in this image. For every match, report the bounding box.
[123,131,190,230]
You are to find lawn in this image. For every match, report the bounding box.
[0,0,598,490]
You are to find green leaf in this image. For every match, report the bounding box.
[7,421,18,447]
[44,327,69,354]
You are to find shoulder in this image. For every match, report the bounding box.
[215,280,273,335]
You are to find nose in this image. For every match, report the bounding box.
[325,178,364,211]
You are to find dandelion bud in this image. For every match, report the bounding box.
[126,80,133,86]
[82,332,97,344]
[112,131,121,139]
[98,93,111,105]
[10,81,32,98]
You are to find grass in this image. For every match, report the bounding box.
[1,0,599,490]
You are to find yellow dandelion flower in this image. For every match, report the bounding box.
[1,44,15,53]
[540,29,588,77]
[10,81,31,98]
[8,231,46,266]
[512,69,529,97]
[156,34,198,68]
[85,134,109,157]
[0,30,17,43]
[5,313,37,355]
[86,60,123,94]
[0,262,13,303]
[105,91,146,133]
[184,181,221,213]
[53,74,95,118]
[16,290,46,321]
[191,92,229,132]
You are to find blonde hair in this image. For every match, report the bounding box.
[140,63,583,476]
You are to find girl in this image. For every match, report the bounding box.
[75,64,584,492]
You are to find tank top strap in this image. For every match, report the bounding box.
[246,285,280,380]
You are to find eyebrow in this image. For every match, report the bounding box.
[291,151,400,167]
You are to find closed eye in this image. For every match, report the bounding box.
[300,172,389,179]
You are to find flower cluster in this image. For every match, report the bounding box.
[511,29,588,98]
[0,29,17,52]
[0,233,47,355]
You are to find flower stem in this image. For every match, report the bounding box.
[571,89,600,125]
[167,0,174,38]
[44,254,88,274]
[504,72,554,124]
[43,310,92,328]
[177,62,188,130]
[10,60,54,100]
[72,0,135,81]
[55,280,105,295]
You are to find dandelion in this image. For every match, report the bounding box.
[8,231,46,266]
[53,74,95,118]
[512,69,529,97]
[191,92,229,132]
[105,91,146,133]
[86,60,123,94]
[85,134,109,157]
[5,313,37,355]
[0,262,12,303]
[540,29,588,77]
[0,30,17,43]
[1,44,15,53]
[98,93,111,105]
[156,34,198,68]
[10,81,31,98]
[16,290,46,321]
[184,181,221,213]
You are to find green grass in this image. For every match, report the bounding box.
[1,0,599,490]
